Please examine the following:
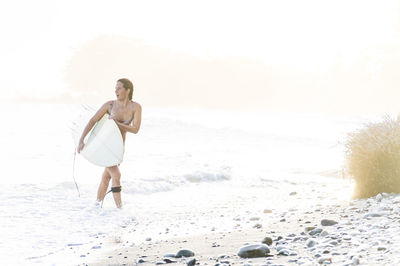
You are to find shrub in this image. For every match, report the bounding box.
[345,115,400,198]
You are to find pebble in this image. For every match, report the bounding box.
[253,223,262,229]
[363,213,384,218]
[237,244,270,258]
[321,219,338,226]
[305,239,318,248]
[309,228,323,236]
[305,226,316,232]
[187,258,196,266]
[318,257,332,264]
[261,237,273,245]
[277,249,290,256]
[163,258,176,263]
[176,249,195,258]
[320,231,329,237]
[352,256,360,265]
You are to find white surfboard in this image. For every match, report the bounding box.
[79,113,124,167]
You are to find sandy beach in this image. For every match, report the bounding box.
[53,176,400,266]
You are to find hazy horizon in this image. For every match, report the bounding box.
[2,0,400,115]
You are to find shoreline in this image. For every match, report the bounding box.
[83,190,400,266]
[71,179,400,266]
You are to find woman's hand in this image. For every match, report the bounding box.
[77,140,85,154]
[108,113,116,120]
[115,121,128,134]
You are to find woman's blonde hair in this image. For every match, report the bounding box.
[118,78,134,100]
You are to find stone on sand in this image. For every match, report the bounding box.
[237,244,270,258]
[321,219,338,226]
[261,236,273,245]
[175,249,195,258]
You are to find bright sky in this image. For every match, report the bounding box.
[0,0,399,101]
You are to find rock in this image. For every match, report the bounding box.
[237,244,270,258]
[320,231,329,237]
[145,237,152,241]
[163,258,176,263]
[261,237,273,245]
[305,226,316,232]
[253,223,262,229]
[137,258,145,263]
[321,219,338,226]
[352,256,360,265]
[250,217,260,221]
[377,246,387,251]
[278,249,290,256]
[176,249,195,258]
[309,228,323,236]
[305,239,318,248]
[370,241,379,246]
[376,193,383,202]
[318,257,332,264]
[91,246,101,249]
[264,209,272,213]
[290,191,297,196]
[276,245,286,251]
[329,241,338,246]
[277,240,288,245]
[217,254,229,259]
[293,236,307,242]
[187,258,196,266]
[164,253,176,258]
[363,213,385,218]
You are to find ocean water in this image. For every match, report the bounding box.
[0,103,370,265]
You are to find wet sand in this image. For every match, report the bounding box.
[71,178,400,266]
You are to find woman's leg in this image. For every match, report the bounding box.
[97,168,111,201]
[106,165,122,208]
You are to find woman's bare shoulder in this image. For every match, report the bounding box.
[102,100,114,109]
[132,101,142,111]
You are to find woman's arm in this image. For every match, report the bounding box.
[77,101,111,153]
[115,103,142,134]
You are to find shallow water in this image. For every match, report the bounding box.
[0,103,368,265]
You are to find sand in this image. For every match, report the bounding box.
[69,178,399,266]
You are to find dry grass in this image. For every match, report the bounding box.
[345,115,400,198]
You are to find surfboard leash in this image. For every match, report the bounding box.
[101,186,122,208]
[72,149,81,197]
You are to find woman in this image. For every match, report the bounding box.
[77,78,142,208]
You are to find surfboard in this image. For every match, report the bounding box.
[78,113,124,167]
